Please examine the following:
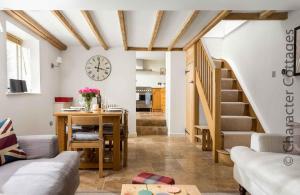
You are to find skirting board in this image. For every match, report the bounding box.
[168,133,185,136]
[128,132,137,137]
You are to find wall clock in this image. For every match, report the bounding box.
[85,55,112,81]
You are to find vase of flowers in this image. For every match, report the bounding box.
[79,87,100,112]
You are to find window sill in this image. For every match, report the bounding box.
[6,92,41,95]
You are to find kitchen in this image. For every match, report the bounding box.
[135,53,167,136]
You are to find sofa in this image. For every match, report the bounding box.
[231,133,300,195]
[0,135,80,195]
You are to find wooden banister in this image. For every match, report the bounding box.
[195,40,221,162]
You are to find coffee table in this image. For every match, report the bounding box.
[121,184,201,195]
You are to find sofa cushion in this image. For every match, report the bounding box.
[231,146,300,195]
[0,151,79,195]
[0,119,26,166]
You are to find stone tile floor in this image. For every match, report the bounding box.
[77,136,238,194]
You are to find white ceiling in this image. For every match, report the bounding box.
[204,20,247,38]
[22,10,224,49]
[136,52,165,60]
[0,0,299,10]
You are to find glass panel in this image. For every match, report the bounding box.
[6,40,18,80]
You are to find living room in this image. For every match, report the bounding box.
[0,1,300,195]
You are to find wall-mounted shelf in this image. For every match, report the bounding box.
[6,92,41,95]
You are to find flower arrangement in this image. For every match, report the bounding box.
[79,87,100,112]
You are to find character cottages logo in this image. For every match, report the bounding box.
[282,27,300,166]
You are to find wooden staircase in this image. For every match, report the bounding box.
[185,40,264,164]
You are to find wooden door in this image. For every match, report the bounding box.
[160,88,166,112]
[152,88,161,112]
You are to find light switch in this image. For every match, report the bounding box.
[272,71,276,78]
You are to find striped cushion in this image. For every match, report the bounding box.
[0,119,26,166]
[132,172,175,185]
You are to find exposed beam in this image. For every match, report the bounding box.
[6,32,23,45]
[52,10,90,50]
[168,10,199,51]
[224,12,288,20]
[4,10,67,50]
[148,10,164,51]
[117,10,128,51]
[127,47,182,51]
[259,10,275,19]
[81,10,108,50]
[184,10,231,50]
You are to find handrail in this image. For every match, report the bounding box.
[195,40,221,162]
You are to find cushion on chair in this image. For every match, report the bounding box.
[72,132,99,141]
[103,123,125,136]
[0,119,26,166]
[132,172,175,185]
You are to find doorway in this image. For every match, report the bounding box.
[135,54,167,136]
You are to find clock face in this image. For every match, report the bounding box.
[85,55,112,81]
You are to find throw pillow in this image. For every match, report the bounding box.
[0,118,26,166]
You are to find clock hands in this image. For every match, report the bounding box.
[94,61,101,72]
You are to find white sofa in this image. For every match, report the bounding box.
[231,133,300,195]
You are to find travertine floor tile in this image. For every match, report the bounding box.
[78,136,238,193]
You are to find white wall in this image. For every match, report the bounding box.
[0,12,61,135]
[166,52,186,135]
[210,10,300,134]
[136,60,165,87]
[202,38,223,59]
[60,46,137,134]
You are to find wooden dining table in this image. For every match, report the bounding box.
[53,111,122,171]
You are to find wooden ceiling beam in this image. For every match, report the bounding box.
[168,10,199,51]
[4,10,67,50]
[127,47,182,51]
[184,10,231,50]
[117,10,128,51]
[148,10,164,51]
[224,12,288,20]
[52,10,90,50]
[259,10,275,19]
[81,10,108,50]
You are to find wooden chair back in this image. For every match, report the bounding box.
[67,115,103,143]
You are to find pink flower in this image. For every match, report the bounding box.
[79,87,100,95]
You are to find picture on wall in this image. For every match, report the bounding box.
[294,26,300,75]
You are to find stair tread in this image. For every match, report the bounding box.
[221,78,236,80]
[194,125,209,129]
[221,115,255,119]
[221,131,254,135]
[221,102,248,104]
[221,89,242,92]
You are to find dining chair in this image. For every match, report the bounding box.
[103,110,128,167]
[67,115,104,177]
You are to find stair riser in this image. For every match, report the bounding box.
[136,120,166,126]
[136,126,168,135]
[221,69,231,78]
[221,80,236,89]
[221,104,248,116]
[222,134,252,148]
[221,91,242,102]
[221,117,254,131]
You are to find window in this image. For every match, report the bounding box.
[6,34,32,92]
[6,21,40,94]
